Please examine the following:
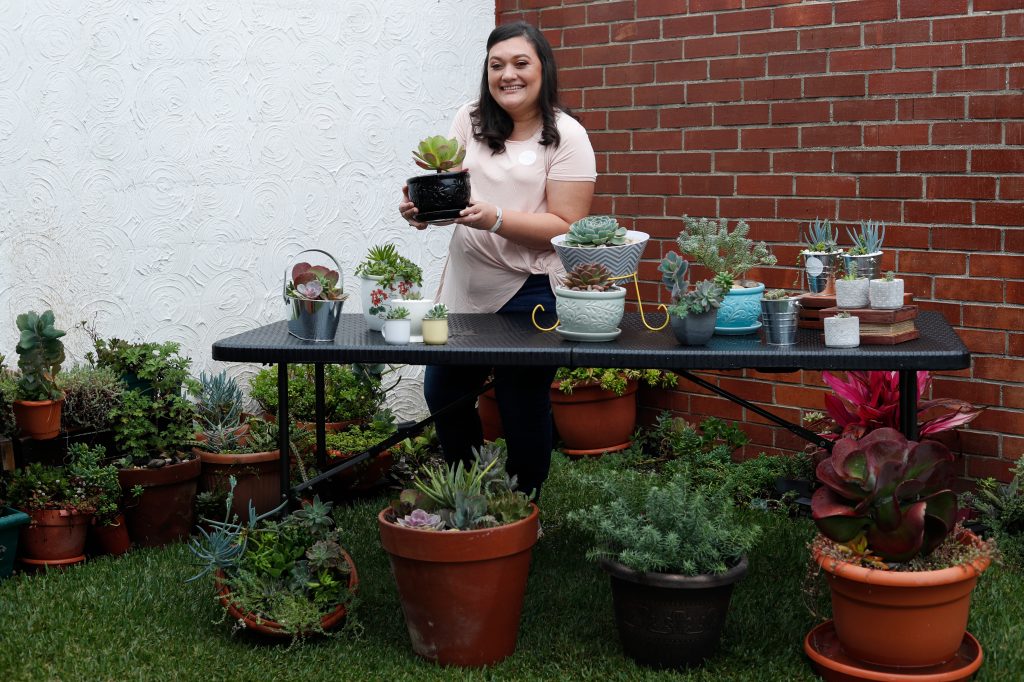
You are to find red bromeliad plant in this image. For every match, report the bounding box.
[821,370,982,441]
[812,428,958,563]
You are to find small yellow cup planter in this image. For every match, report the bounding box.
[422,319,448,345]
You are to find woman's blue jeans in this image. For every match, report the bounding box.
[424,275,557,499]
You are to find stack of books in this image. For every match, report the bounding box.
[796,293,836,330]
[819,305,920,344]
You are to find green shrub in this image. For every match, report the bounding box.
[249,364,392,423]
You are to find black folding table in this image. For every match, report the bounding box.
[212,311,970,502]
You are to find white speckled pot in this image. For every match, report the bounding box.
[869,278,904,309]
[554,286,626,334]
[824,316,860,348]
[835,278,869,309]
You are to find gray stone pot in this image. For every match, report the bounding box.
[669,309,717,346]
[835,278,869,309]
[824,316,860,348]
[869,278,904,309]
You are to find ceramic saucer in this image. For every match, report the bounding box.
[803,621,982,682]
[555,328,621,342]
[714,321,762,335]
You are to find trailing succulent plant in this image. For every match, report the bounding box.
[803,218,841,253]
[288,262,346,301]
[15,310,66,402]
[565,215,628,248]
[676,216,776,283]
[413,135,466,173]
[423,303,448,321]
[812,427,958,563]
[561,263,616,292]
[847,220,886,256]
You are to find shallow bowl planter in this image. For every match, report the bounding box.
[802,251,842,295]
[551,230,649,279]
[870,277,905,309]
[119,457,201,548]
[550,379,637,456]
[834,278,869,309]
[824,316,860,348]
[12,396,65,440]
[360,274,421,332]
[669,309,717,346]
[377,504,539,667]
[406,170,471,222]
[601,556,749,669]
[554,286,626,335]
[715,281,764,331]
[813,535,989,668]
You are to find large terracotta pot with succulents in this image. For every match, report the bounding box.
[807,428,992,673]
[406,134,470,223]
[11,310,67,440]
[377,445,539,667]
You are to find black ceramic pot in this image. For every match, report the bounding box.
[406,170,471,222]
[600,556,748,669]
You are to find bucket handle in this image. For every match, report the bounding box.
[283,249,344,304]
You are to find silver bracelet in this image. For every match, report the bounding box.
[489,206,503,233]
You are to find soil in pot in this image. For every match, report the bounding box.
[119,457,201,548]
[551,380,637,456]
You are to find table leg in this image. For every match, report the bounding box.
[315,363,327,470]
[898,370,919,441]
[277,363,290,502]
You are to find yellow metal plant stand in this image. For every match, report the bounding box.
[531,271,669,332]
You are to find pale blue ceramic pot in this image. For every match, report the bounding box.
[715,281,765,330]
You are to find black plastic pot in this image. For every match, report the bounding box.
[600,556,748,669]
[406,170,471,222]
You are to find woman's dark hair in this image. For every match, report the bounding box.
[471,21,575,154]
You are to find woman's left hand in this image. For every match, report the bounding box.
[455,200,498,231]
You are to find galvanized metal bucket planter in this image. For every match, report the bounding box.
[283,249,345,342]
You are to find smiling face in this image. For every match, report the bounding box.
[486,36,543,118]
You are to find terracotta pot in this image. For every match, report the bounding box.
[601,556,748,669]
[813,534,990,668]
[477,388,504,441]
[550,380,638,456]
[119,457,201,547]
[213,550,358,637]
[325,448,393,491]
[196,448,282,518]
[296,419,365,434]
[12,397,64,440]
[377,504,540,667]
[19,508,91,564]
[91,514,132,556]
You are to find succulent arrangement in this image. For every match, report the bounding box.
[413,135,466,173]
[884,270,897,282]
[565,216,628,248]
[385,442,532,532]
[676,216,776,283]
[423,303,449,321]
[354,244,423,294]
[847,220,886,256]
[561,263,616,292]
[802,218,841,253]
[812,427,958,563]
[554,367,676,396]
[659,252,725,318]
[14,310,66,402]
[287,262,346,301]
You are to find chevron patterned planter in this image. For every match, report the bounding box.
[551,231,650,279]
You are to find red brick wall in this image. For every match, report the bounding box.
[496,0,1024,481]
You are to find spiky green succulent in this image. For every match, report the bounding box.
[847,220,885,256]
[565,216,628,247]
[803,218,840,253]
[562,263,614,291]
[413,135,466,172]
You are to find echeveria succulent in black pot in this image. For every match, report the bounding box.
[406,135,471,223]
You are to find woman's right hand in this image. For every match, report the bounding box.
[400,185,428,230]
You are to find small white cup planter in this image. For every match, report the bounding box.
[421,319,448,345]
[869,277,904,309]
[824,315,860,348]
[382,319,411,345]
[835,278,869,309]
[554,286,626,336]
[388,298,434,338]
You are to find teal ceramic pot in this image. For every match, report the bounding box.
[715,282,765,330]
[0,507,30,578]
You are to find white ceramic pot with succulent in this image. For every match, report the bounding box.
[421,304,449,345]
[800,218,843,296]
[659,252,725,346]
[824,312,860,348]
[554,263,626,341]
[869,271,904,309]
[381,306,411,345]
[356,245,423,332]
[387,295,434,340]
[551,215,649,279]
[843,219,885,282]
[834,267,869,309]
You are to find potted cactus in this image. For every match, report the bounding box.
[659,252,725,346]
[823,311,859,348]
[405,134,470,222]
[800,218,843,295]
[675,217,777,333]
[844,219,885,282]
[869,270,905,309]
[553,263,626,341]
[421,303,449,345]
[809,428,993,670]
[12,310,66,440]
[355,244,423,332]
[834,261,869,309]
[551,215,649,279]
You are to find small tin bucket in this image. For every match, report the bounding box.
[283,249,345,342]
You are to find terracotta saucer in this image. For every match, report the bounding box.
[20,555,86,570]
[804,621,982,682]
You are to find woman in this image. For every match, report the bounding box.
[399,21,596,498]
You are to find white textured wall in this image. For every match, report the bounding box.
[0,0,493,417]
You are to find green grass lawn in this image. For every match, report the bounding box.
[1,453,1020,681]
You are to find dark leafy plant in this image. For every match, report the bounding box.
[962,462,1024,567]
[812,427,958,563]
[553,367,676,397]
[14,310,66,401]
[58,365,124,433]
[249,364,393,424]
